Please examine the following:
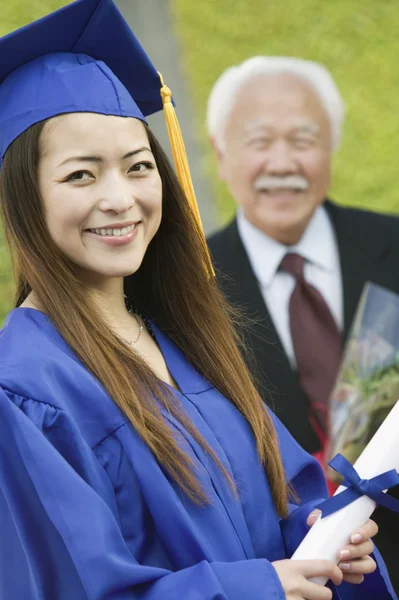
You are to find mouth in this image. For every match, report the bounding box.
[257,187,306,195]
[84,222,140,246]
[85,222,138,237]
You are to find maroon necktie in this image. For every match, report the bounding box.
[279,253,342,442]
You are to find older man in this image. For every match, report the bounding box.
[207,57,399,591]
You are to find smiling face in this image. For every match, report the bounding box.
[214,73,333,245]
[37,113,162,284]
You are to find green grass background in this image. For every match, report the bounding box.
[171,0,399,221]
[1,0,398,321]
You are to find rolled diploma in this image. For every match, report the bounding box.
[291,400,399,585]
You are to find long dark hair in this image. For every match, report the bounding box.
[0,118,288,515]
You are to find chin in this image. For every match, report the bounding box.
[100,265,142,278]
[83,258,145,280]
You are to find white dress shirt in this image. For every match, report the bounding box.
[237,206,343,367]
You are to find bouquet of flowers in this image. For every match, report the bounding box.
[327,282,399,480]
[291,283,399,583]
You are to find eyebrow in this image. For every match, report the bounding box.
[245,122,272,135]
[293,124,320,135]
[58,146,151,167]
[244,122,320,139]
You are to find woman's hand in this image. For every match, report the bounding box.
[272,559,342,599]
[306,510,378,584]
[272,512,378,598]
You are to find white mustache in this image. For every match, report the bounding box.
[254,175,309,192]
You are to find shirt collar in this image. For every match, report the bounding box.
[237,205,339,289]
[294,205,339,272]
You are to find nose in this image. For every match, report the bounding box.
[97,176,135,214]
[265,139,297,175]
[100,195,135,214]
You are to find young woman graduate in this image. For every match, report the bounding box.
[0,1,396,599]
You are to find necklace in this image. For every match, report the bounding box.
[128,311,144,345]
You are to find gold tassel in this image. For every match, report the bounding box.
[158,72,214,277]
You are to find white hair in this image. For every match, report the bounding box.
[207,56,345,152]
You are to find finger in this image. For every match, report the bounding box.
[302,580,333,600]
[349,519,379,544]
[342,573,365,585]
[338,540,374,561]
[306,509,322,527]
[339,556,377,576]
[298,560,343,586]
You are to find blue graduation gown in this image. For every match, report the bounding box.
[0,308,396,599]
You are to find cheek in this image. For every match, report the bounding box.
[43,191,89,240]
[226,150,264,187]
[301,152,331,187]
[140,178,163,222]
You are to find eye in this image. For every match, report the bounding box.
[129,161,155,174]
[65,170,94,182]
[248,137,272,149]
[292,137,315,150]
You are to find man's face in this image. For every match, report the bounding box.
[214,73,333,245]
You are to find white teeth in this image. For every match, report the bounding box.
[90,224,136,237]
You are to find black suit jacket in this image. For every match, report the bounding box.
[207,200,399,589]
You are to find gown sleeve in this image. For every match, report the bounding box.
[273,412,397,600]
[0,387,286,600]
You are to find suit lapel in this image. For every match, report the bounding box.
[210,220,321,452]
[340,240,371,339]
[325,201,393,340]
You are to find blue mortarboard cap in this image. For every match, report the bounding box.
[0,0,165,166]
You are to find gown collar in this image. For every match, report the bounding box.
[150,322,213,395]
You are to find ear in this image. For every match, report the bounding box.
[209,136,227,181]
